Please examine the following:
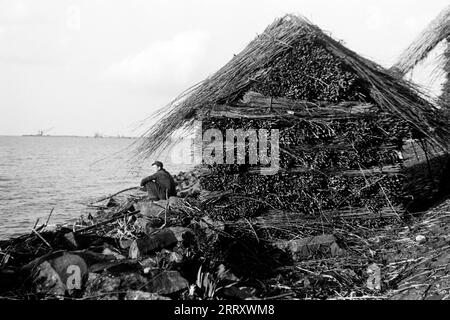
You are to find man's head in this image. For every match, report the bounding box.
[152,161,164,172]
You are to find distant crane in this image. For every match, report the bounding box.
[37,127,54,136]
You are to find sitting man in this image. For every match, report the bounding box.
[140,161,177,201]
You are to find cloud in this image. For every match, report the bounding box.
[102,30,210,91]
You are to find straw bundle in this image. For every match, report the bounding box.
[392,5,450,78]
[137,14,450,160]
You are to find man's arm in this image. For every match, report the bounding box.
[140,173,157,186]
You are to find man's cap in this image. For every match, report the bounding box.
[152,161,164,168]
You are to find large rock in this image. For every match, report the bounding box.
[32,261,66,297]
[148,271,189,295]
[31,253,89,297]
[137,200,167,218]
[50,253,89,294]
[274,234,344,260]
[129,230,178,259]
[125,290,171,300]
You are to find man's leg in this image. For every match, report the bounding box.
[145,181,161,201]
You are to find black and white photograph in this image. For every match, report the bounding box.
[0,0,449,312]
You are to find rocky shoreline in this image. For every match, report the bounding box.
[1,170,450,300]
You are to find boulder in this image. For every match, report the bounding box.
[49,253,89,295]
[30,252,89,297]
[125,290,171,300]
[129,230,178,259]
[136,200,166,218]
[32,261,66,297]
[148,271,189,295]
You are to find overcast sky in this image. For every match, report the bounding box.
[0,0,448,136]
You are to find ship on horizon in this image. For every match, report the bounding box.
[22,127,54,137]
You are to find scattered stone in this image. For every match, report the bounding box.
[125,290,171,300]
[148,271,189,295]
[129,230,178,259]
[102,248,126,260]
[63,232,78,249]
[366,264,382,291]
[167,251,183,264]
[416,235,427,244]
[119,239,133,250]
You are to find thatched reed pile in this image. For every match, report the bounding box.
[139,15,450,157]
[139,15,450,221]
[392,5,450,77]
[392,5,450,107]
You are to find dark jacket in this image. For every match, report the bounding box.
[141,169,177,197]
